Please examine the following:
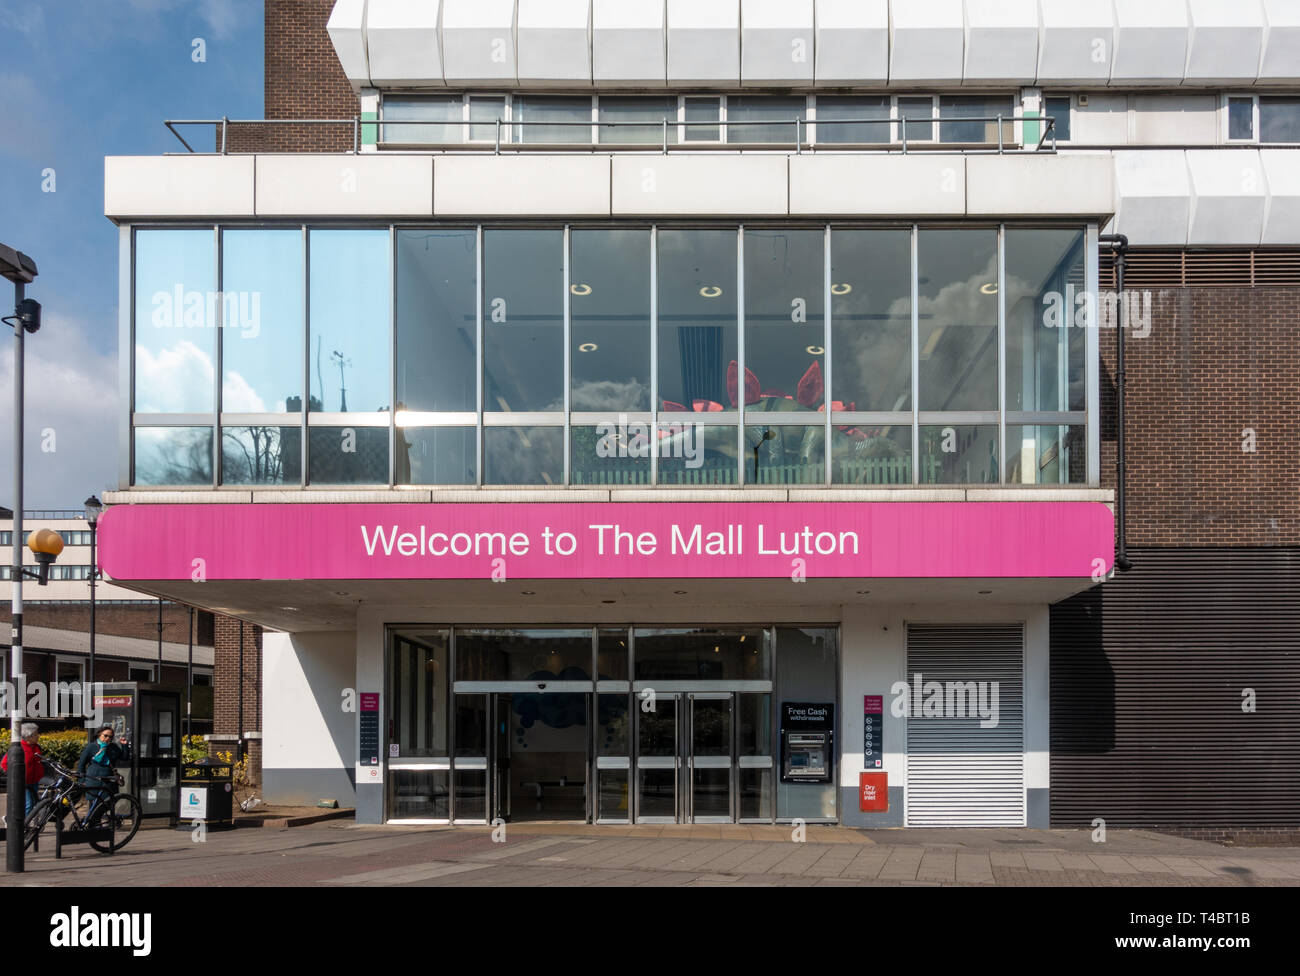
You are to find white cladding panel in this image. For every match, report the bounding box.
[789,155,967,216]
[441,0,518,85]
[740,0,814,86]
[1111,150,1193,245]
[889,0,965,85]
[592,0,666,86]
[1036,0,1115,85]
[104,156,255,218]
[612,155,787,215]
[434,155,611,215]
[966,154,1114,216]
[517,0,591,86]
[963,0,1040,85]
[1259,0,1300,84]
[255,154,434,216]
[326,0,369,85]
[1130,94,1218,144]
[666,0,740,86]
[814,0,888,83]
[1185,0,1266,84]
[1260,148,1300,243]
[1110,0,1191,85]
[1186,149,1267,245]
[366,0,443,87]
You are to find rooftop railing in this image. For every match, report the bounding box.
[165,115,1059,155]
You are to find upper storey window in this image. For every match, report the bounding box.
[1224,94,1300,144]
[378,92,1022,149]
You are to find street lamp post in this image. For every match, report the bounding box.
[2,243,39,873]
[84,496,102,688]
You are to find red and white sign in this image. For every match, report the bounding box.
[93,695,133,708]
[100,501,1113,582]
[859,772,888,812]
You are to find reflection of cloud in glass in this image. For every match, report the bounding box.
[221,371,269,412]
[571,378,651,413]
[917,253,998,327]
[134,340,213,412]
[834,294,911,411]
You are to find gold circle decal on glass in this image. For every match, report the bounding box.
[569,283,592,296]
[699,285,723,298]
[830,283,852,295]
[806,345,825,355]
[979,282,998,295]
[578,342,598,352]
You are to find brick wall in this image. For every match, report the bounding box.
[1100,286,1300,546]
[0,602,209,644]
[226,0,358,153]
[213,615,262,784]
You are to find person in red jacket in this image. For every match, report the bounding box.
[1,723,44,814]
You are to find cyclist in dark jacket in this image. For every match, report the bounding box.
[77,726,129,810]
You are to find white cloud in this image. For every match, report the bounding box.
[133,338,213,413]
[0,313,118,507]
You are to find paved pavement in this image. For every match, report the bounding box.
[4,821,1300,887]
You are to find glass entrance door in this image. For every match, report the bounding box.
[687,693,733,823]
[491,691,590,822]
[635,693,679,822]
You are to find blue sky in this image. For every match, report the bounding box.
[0,0,263,508]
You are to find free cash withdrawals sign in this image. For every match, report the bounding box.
[99,502,1113,581]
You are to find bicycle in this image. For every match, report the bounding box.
[24,758,143,854]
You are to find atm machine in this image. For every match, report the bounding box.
[779,702,834,784]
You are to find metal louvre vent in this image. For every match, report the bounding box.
[905,625,1025,827]
[1050,548,1300,828]
[1100,248,1300,288]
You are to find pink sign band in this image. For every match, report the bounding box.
[98,502,1113,581]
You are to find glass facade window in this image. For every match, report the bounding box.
[382,94,462,144]
[898,96,933,142]
[1044,96,1072,142]
[1007,424,1086,485]
[657,229,737,412]
[599,96,677,144]
[514,95,590,143]
[390,631,450,757]
[726,95,806,144]
[397,427,476,485]
[917,228,999,412]
[468,96,506,142]
[1260,97,1300,143]
[570,229,651,412]
[684,97,721,141]
[920,424,999,484]
[129,223,1096,489]
[832,423,911,485]
[222,424,300,485]
[396,229,477,413]
[745,425,824,485]
[134,427,213,486]
[455,629,592,682]
[309,229,391,414]
[1004,228,1086,413]
[831,229,912,412]
[484,229,564,413]
[634,628,769,682]
[307,425,389,485]
[815,96,890,143]
[744,229,824,412]
[483,425,563,485]
[134,229,215,414]
[939,95,1015,144]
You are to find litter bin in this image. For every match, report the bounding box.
[180,757,235,829]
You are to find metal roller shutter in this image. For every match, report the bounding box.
[906,625,1025,827]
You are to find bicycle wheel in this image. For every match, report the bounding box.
[23,797,57,851]
[88,793,142,853]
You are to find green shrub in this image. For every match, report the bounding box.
[0,727,87,769]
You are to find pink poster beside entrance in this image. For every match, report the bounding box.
[97,501,1113,581]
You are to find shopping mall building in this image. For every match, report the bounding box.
[97,1,1300,831]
